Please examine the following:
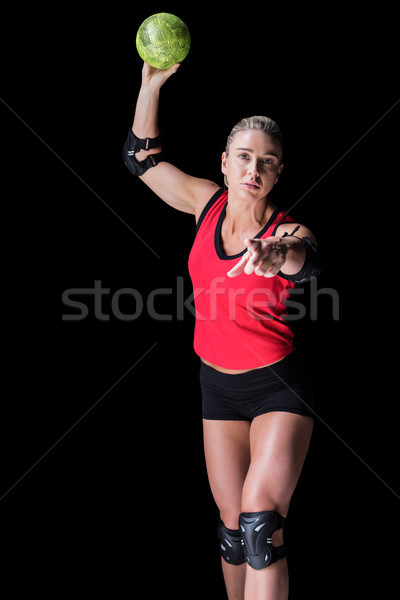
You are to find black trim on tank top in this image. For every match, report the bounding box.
[195,187,226,233]
[215,205,282,260]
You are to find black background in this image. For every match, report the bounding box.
[1,3,399,598]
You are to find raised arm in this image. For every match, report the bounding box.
[124,62,219,218]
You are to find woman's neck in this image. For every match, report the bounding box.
[224,191,276,236]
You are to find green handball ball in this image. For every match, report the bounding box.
[136,13,191,70]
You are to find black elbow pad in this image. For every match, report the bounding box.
[122,129,163,176]
[279,237,323,284]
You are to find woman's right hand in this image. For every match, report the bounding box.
[141,61,180,90]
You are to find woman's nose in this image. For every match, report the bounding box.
[247,161,259,177]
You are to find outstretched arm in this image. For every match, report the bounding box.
[227,223,321,282]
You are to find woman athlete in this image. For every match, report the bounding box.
[123,63,321,600]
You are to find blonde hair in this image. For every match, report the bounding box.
[224,115,284,187]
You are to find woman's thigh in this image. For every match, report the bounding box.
[242,411,314,515]
[202,418,251,529]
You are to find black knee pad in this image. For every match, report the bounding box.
[239,511,286,569]
[218,520,246,565]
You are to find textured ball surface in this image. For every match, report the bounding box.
[136,13,191,69]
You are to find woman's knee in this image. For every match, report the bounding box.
[219,507,242,530]
[241,481,291,517]
[220,494,287,530]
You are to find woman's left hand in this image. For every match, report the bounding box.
[227,237,288,278]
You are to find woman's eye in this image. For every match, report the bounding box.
[237,154,274,165]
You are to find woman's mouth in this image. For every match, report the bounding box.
[242,181,260,190]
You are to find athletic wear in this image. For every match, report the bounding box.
[200,350,314,420]
[239,511,286,569]
[218,521,246,565]
[188,188,296,370]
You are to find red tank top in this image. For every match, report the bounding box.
[188,188,296,369]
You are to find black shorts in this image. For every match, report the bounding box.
[200,351,315,421]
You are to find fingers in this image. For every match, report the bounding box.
[227,239,261,278]
[161,63,181,80]
[227,238,286,278]
[254,263,275,277]
[143,61,180,76]
[243,239,262,275]
[142,62,180,88]
[168,63,181,74]
[227,251,250,278]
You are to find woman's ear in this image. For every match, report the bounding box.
[221,151,228,175]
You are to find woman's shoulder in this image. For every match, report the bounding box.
[194,182,225,224]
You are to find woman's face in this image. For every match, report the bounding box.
[221,129,284,199]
